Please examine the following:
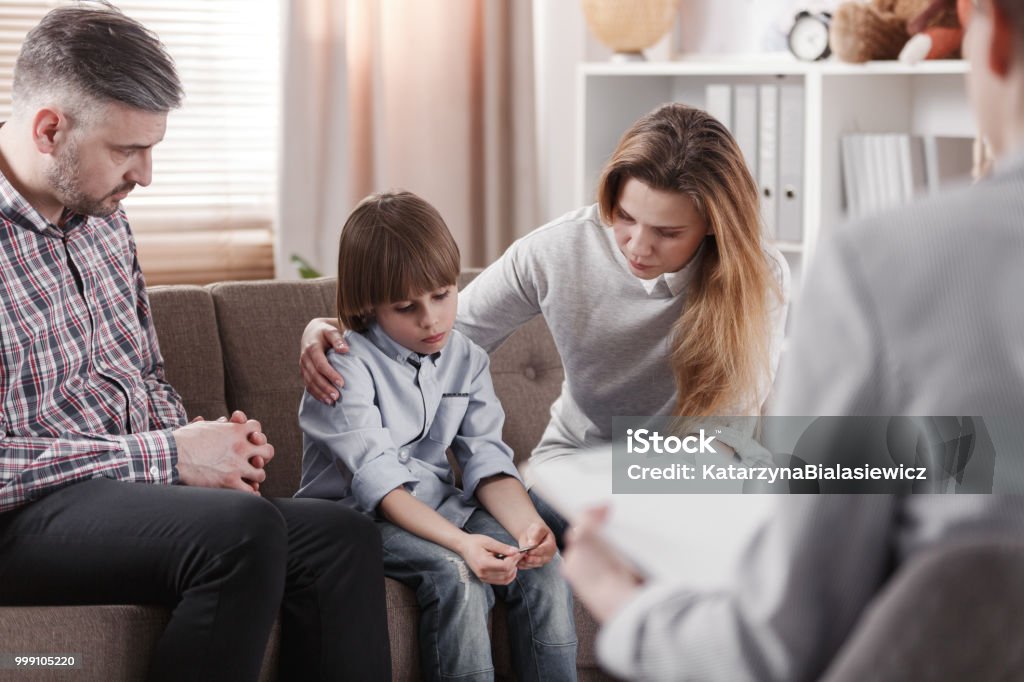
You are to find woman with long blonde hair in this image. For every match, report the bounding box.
[594,103,783,420]
[300,103,788,536]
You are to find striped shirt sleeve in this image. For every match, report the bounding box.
[0,418,179,513]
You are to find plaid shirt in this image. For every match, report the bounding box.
[1,168,186,513]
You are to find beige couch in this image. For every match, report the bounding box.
[0,275,612,681]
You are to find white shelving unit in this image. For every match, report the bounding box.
[577,57,974,298]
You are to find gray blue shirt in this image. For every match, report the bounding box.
[296,322,521,528]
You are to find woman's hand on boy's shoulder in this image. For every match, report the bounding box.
[300,317,348,403]
[516,522,557,569]
[457,534,520,585]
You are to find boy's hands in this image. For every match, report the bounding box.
[456,534,520,585]
[299,317,348,403]
[515,522,557,569]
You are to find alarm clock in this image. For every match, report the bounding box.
[787,11,832,62]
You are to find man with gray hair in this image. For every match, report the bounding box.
[0,6,389,680]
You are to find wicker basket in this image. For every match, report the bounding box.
[581,0,680,57]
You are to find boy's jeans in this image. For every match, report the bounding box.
[377,508,578,682]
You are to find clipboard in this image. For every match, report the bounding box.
[529,444,776,588]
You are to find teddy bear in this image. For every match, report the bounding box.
[902,0,973,63]
[829,0,967,64]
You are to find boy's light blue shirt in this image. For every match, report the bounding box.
[296,321,521,528]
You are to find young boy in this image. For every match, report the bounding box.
[297,190,577,682]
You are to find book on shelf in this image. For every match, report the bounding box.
[896,135,915,202]
[864,134,888,214]
[841,133,974,220]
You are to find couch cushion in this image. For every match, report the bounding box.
[0,605,278,681]
[148,285,228,420]
[487,315,564,468]
[208,278,336,499]
[384,579,423,680]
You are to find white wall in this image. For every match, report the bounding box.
[532,1,675,223]
[532,0,586,222]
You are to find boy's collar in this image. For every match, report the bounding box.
[365,321,442,366]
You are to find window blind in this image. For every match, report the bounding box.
[0,0,280,285]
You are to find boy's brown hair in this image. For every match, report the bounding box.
[336,190,460,332]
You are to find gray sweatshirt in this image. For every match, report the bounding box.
[456,204,790,458]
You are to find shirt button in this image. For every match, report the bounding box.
[149,465,159,478]
[411,489,418,497]
[398,449,410,463]
[395,354,403,362]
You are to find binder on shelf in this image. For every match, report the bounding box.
[733,85,759,184]
[776,84,804,243]
[758,83,779,239]
[705,84,733,132]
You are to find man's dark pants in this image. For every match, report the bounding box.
[0,478,391,681]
